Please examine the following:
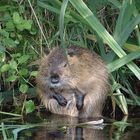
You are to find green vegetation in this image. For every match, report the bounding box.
[0,0,140,117]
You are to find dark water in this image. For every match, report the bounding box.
[1,113,140,140]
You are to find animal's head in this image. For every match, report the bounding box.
[41,46,82,89]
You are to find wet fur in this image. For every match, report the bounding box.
[36,46,109,118]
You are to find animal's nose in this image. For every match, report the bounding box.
[50,73,60,84]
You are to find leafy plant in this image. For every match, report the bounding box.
[0,0,39,115]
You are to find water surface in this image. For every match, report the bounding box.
[1,113,140,140]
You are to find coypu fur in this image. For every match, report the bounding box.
[36,45,109,118]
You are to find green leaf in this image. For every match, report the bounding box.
[108,51,140,72]
[3,38,17,48]
[115,92,128,115]
[6,75,17,82]
[0,29,9,38]
[17,55,29,64]
[0,64,10,72]
[117,14,140,47]
[123,43,140,52]
[13,12,22,24]
[1,122,8,140]
[59,0,69,48]
[11,53,21,58]
[19,84,29,93]
[19,5,25,13]
[108,0,121,9]
[112,77,128,115]
[9,60,17,70]
[88,0,108,12]
[38,1,61,14]
[0,45,5,62]
[0,44,5,53]
[16,20,32,31]
[25,100,35,114]
[12,12,32,31]
[30,71,38,77]
[6,20,15,31]
[135,0,140,11]
[19,69,29,76]
[114,0,134,41]
[16,23,24,31]
[22,19,32,30]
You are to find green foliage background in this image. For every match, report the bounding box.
[0,0,140,116]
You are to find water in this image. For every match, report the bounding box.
[1,113,140,140]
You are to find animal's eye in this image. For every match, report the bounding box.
[67,50,75,57]
[62,61,68,67]
[63,63,67,67]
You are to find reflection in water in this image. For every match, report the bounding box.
[33,126,104,140]
[19,114,105,140]
[3,113,140,140]
[75,127,104,140]
[2,112,140,140]
[122,129,140,140]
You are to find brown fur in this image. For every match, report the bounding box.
[36,45,109,118]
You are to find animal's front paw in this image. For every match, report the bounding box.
[57,95,67,106]
[53,93,67,106]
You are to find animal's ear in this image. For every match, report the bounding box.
[67,49,76,57]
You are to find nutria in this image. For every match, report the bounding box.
[36,45,109,118]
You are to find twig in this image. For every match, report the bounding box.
[27,0,50,51]
[0,111,22,117]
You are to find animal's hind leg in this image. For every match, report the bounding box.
[73,88,86,111]
[78,90,106,118]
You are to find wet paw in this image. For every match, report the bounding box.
[53,93,67,106]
